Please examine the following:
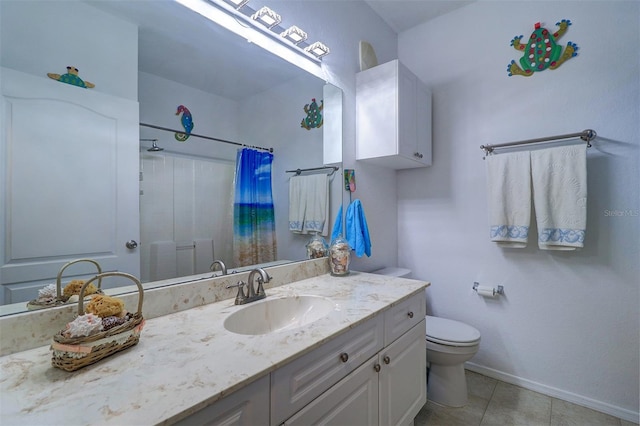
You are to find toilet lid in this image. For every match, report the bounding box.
[425,315,481,346]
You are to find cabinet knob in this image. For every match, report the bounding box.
[374,364,381,372]
[383,356,391,365]
[413,152,423,159]
[340,352,349,363]
[407,311,414,319]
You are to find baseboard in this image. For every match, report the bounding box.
[465,362,640,424]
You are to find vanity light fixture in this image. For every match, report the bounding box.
[280,25,307,45]
[178,0,327,80]
[251,6,281,29]
[305,41,330,59]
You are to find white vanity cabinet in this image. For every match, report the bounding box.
[279,291,426,426]
[356,59,432,169]
[172,291,426,426]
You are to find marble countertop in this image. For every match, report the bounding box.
[0,272,428,425]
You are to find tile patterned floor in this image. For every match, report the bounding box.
[414,370,639,426]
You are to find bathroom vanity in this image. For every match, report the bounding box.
[0,270,429,425]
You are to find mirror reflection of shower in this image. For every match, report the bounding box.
[142,138,164,152]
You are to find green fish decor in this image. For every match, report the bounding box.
[301,98,323,130]
[507,20,578,77]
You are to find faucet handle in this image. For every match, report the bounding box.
[226,280,247,304]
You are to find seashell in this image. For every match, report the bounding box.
[63,313,103,338]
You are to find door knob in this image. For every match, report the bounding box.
[125,240,138,249]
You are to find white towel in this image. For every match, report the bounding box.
[289,174,329,236]
[531,145,587,250]
[486,151,532,248]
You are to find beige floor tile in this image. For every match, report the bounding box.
[467,370,498,401]
[480,382,552,426]
[550,399,621,426]
[415,399,485,426]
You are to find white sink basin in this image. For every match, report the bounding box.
[224,295,337,335]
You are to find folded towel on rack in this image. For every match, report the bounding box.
[486,151,532,248]
[346,199,372,257]
[531,144,587,250]
[289,174,330,236]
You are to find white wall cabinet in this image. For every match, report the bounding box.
[356,59,432,169]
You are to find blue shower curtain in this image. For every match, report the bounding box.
[233,148,277,267]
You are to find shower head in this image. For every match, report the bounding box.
[142,139,164,152]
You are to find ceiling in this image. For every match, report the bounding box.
[87,0,474,99]
[364,0,475,33]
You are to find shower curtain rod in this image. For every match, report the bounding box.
[139,123,274,153]
[480,129,597,156]
[286,166,340,176]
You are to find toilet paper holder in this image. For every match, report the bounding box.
[472,282,504,296]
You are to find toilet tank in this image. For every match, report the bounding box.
[372,267,412,278]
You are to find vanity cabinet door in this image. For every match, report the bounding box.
[174,374,269,426]
[378,320,427,426]
[284,356,379,426]
[271,315,384,425]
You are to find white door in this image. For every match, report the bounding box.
[0,68,140,303]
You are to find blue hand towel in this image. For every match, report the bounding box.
[346,199,371,257]
[331,204,343,242]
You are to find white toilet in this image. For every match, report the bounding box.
[372,267,481,408]
[425,315,480,407]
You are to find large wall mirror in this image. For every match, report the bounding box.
[0,0,343,314]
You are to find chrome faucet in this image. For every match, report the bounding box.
[247,268,270,299]
[227,268,271,305]
[210,259,227,276]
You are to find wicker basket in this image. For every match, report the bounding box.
[50,272,144,372]
[26,258,104,310]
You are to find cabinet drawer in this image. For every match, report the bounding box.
[384,291,425,345]
[174,374,269,426]
[271,315,384,425]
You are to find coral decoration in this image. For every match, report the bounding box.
[507,19,578,77]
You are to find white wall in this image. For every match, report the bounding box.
[0,0,138,99]
[268,0,400,270]
[397,1,639,420]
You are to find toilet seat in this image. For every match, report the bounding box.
[426,315,480,347]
